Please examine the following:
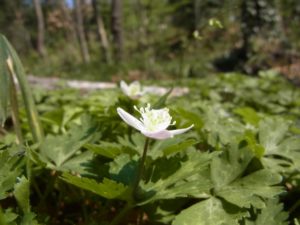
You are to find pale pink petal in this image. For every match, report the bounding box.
[169,125,194,136]
[142,130,173,140]
[117,108,144,131]
[142,125,194,140]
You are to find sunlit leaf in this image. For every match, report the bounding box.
[38,116,97,171]
[61,173,130,200]
[172,197,246,225]
[140,152,214,204]
[245,198,288,225]
[0,151,23,200]
[13,176,30,214]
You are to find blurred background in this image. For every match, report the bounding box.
[1,0,300,81]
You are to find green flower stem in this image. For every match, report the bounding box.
[3,36,44,144]
[133,137,150,201]
[7,62,23,145]
[110,138,150,225]
[110,202,133,225]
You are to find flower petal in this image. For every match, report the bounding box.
[142,130,173,140]
[130,80,141,86]
[169,124,194,136]
[117,107,144,131]
[120,81,129,95]
[142,124,194,140]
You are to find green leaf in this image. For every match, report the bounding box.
[152,87,173,109]
[14,176,38,225]
[38,117,97,171]
[234,107,260,126]
[0,151,23,200]
[211,143,283,208]
[162,139,197,156]
[259,117,289,155]
[173,108,203,129]
[151,136,197,158]
[0,208,18,225]
[245,199,288,225]
[13,177,30,214]
[258,117,300,172]
[216,169,283,208]
[109,154,137,185]
[211,144,253,189]
[61,173,130,200]
[140,152,214,204]
[243,130,265,158]
[209,18,223,29]
[172,197,246,225]
[1,34,43,143]
[61,106,83,128]
[20,213,40,225]
[203,105,245,147]
[85,142,123,159]
[0,35,10,127]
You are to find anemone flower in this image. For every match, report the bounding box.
[117,104,193,140]
[120,80,144,99]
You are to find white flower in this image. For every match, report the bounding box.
[120,80,144,99]
[117,104,194,140]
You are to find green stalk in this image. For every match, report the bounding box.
[133,138,150,201]
[7,59,34,186]
[1,35,44,144]
[110,138,150,225]
[110,202,133,225]
[7,59,23,145]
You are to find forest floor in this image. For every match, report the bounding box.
[27,75,189,96]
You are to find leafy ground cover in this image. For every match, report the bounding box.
[1,68,300,224]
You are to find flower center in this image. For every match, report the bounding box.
[135,104,175,132]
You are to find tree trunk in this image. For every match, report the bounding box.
[33,0,47,57]
[59,0,78,44]
[92,0,112,64]
[74,0,90,63]
[111,0,123,62]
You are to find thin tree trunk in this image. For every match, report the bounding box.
[74,0,90,63]
[111,0,123,62]
[59,0,78,44]
[33,0,47,57]
[92,0,112,64]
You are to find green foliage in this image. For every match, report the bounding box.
[0,151,23,200]
[0,35,10,126]
[14,177,40,225]
[0,34,43,143]
[234,107,261,126]
[258,117,300,173]
[13,177,30,214]
[245,199,288,225]
[0,208,18,225]
[61,173,129,201]
[35,116,97,172]
[85,142,123,159]
[1,71,300,224]
[172,197,246,225]
[210,143,283,209]
[140,151,213,204]
[216,169,282,209]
